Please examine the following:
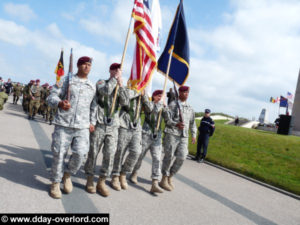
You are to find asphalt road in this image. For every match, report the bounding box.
[0,97,300,225]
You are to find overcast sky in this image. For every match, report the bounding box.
[0,0,299,121]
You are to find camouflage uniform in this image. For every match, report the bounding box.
[84,77,126,178]
[40,87,48,117]
[44,89,56,123]
[29,85,43,117]
[162,100,197,176]
[47,74,95,183]
[132,101,165,180]
[22,84,32,113]
[112,90,151,176]
[0,90,8,110]
[13,85,22,104]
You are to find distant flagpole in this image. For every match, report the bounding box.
[55,48,64,85]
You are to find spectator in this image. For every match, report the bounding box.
[234,116,239,126]
[4,78,13,95]
[194,109,215,163]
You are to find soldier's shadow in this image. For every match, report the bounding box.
[0,144,51,192]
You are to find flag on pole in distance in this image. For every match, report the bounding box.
[280,96,288,107]
[145,0,162,98]
[157,0,189,86]
[128,0,157,92]
[55,49,64,82]
[270,97,276,103]
[287,91,293,99]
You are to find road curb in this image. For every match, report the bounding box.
[187,154,300,201]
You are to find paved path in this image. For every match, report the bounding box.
[0,97,300,225]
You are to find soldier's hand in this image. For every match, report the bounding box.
[176,122,185,130]
[192,137,196,144]
[32,96,35,100]
[117,77,123,87]
[89,124,95,133]
[58,100,71,110]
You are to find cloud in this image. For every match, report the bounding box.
[186,0,300,120]
[3,3,37,22]
[79,0,132,43]
[0,18,109,84]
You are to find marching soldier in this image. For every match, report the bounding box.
[111,87,151,191]
[47,56,95,199]
[22,80,34,113]
[40,83,49,118]
[159,86,197,191]
[12,82,22,104]
[28,79,43,120]
[84,63,126,197]
[130,90,166,194]
[46,86,56,124]
[0,85,8,110]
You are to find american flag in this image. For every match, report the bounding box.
[287,92,293,99]
[128,0,157,92]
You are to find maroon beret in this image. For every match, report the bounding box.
[36,79,40,83]
[45,83,49,86]
[152,90,163,98]
[30,80,35,83]
[77,56,92,67]
[110,63,121,70]
[179,86,190,92]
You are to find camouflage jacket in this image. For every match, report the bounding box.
[142,101,166,136]
[163,100,197,138]
[47,74,96,129]
[13,86,22,96]
[119,89,152,131]
[30,85,43,99]
[90,77,127,127]
[0,91,8,110]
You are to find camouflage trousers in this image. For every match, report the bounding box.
[46,105,56,121]
[161,133,189,176]
[112,127,142,176]
[22,97,29,112]
[50,125,89,182]
[29,99,40,117]
[132,132,162,180]
[84,123,118,178]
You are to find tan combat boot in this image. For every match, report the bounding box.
[62,172,73,194]
[119,173,128,190]
[97,177,110,197]
[150,179,163,193]
[50,182,62,199]
[168,175,174,190]
[159,175,172,191]
[111,175,121,191]
[86,175,96,194]
[129,172,138,184]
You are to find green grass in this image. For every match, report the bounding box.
[141,114,300,195]
[188,121,300,195]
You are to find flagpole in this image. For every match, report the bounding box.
[67,48,73,102]
[109,16,134,117]
[154,49,174,133]
[153,1,183,134]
